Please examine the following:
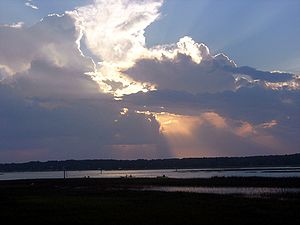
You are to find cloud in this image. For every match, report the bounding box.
[12,59,101,98]
[229,66,300,91]
[0,21,24,29]
[229,66,295,82]
[0,2,171,162]
[25,1,38,10]
[124,36,299,94]
[74,0,162,65]
[0,0,300,162]
[125,37,238,94]
[0,84,170,162]
[70,0,299,96]
[72,1,231,96]
[125,87,300,125]
[0,6,171,162]
[133,110,293,157]
[124,86,300,156]
[146,111,279,157]
[0,13,102,98]
[69,0,163,96]
[0,13,90,75]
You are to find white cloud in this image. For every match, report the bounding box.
[25,1,39,10]
[74,0,162,65]
[0,13,100,98]
[69,0,299,97]
[0,64,14,80]
[70,0,238,96]
[69,0,248,96]
[69,0,163,96]
[145,36,210,64]
[264,79,300,90]
[0,13,93,74]
[125,41,237,94]
[0,21,25,29]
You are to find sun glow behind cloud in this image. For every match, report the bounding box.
[134,110,284,157]
[141,111,230,157]
[70,0,163,96]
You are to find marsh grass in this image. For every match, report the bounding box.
[1,178,300,225]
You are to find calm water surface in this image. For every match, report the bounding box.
[1,168,300,196]
[136,186,300,197]
[1,167,300,180]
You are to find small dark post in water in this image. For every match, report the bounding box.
[63,168,66,179]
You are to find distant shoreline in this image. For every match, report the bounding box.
[1,153,300,172]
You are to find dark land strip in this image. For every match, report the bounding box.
[1,177,300,225]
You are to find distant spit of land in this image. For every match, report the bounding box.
[1,153,300,172]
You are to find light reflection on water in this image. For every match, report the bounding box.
[1,167,300,180]
[136,186,300,197]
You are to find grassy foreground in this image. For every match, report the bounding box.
[1,177,300,225]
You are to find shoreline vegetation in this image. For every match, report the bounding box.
[1,153,300,172]
[1,177,300,225]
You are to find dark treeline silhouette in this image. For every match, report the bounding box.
[0,153,300,172]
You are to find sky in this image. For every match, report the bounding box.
[0,0,300,162]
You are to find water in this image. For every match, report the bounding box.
[136,186,300,197]
[1,167,300,180]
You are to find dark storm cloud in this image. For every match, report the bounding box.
[125,50,297,95]
[0,84,170,162]
[125,53,237,94]
[124,86,300,126]
[227,66,295,83]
